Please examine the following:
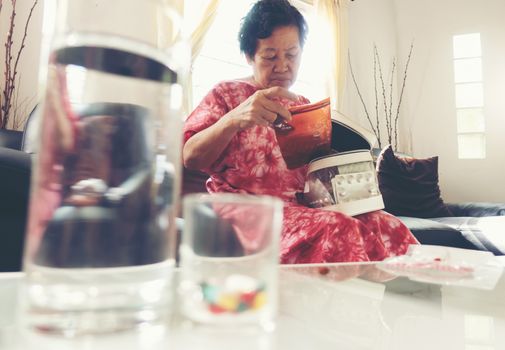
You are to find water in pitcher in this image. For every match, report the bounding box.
[22,33,185,335]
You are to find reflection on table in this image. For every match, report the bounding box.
[0,262,504,350]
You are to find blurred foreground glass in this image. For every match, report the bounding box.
[179,194,283,332]
[21,0,188,336]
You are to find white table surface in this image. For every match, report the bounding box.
[1,261,504,350]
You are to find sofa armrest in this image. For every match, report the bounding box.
[446,202,505,217]
[0,147,31,209]
[0,129,23,150]
[0,148,31,272]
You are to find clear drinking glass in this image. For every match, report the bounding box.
[21,0,188,336]
[178,194,283,332]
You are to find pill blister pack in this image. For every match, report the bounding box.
[331,170,380,204]
[377,245,504,289]
[302,150,385,215]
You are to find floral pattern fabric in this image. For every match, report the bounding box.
[184,80,418,264]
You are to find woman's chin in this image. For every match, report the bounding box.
[269,80,292,89]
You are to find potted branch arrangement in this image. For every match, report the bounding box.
[349,42,414,151]
[0,0,39,130]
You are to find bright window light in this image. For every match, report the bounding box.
[458,134,486,159]
[453,32,485,160]
[453,33,481,58]
[455,83,483,108]
[457,108,485,133]
[190,0,326,108]
[191,0,254,107]
[454,58,482,83]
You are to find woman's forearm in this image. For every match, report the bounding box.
[183,113,240,170]
[183,86,296,170]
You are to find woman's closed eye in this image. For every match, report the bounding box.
[263,54,297,61]
[286,50,300,59]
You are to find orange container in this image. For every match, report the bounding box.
[275,97,332,169]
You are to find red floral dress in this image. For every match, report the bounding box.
[183,80,418,264]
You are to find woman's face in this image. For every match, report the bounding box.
[247,25,302,89]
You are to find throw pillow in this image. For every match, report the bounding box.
[376,145,454,218]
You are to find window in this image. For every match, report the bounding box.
[453,33,485,159]
[190,0,326,108]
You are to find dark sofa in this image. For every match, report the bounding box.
[183,169,505,256]
[2,124,504,271]
[372,145,505,256]
[0,129,31,272]
[399,202,505,255]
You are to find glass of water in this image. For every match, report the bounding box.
[178,193,283,332]
[21,0,188,336]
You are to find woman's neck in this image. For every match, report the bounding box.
[236,76,262,88]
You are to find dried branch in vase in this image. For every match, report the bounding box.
[349,41,414,151]
[0,0,39,129]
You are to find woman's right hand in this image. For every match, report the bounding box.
[224,86,299,131]
[183,86,299,170]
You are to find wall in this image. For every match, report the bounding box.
[341,0,400,150]
[393,0,505,202]
[0,0,44,129]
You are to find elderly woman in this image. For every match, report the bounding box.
[183,0,418,264]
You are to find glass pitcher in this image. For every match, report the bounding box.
[21,0,188,336]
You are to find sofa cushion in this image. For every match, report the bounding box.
[397,216,482,251]
[376,145,453,218]
[446,202,505,217]
[432,216,505,255]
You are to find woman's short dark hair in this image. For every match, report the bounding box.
[238,0,308,58]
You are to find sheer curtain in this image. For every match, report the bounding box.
[182,0,222,114]
[297,0,350,110]
[187,0,221,62]
[181,0,350,112]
